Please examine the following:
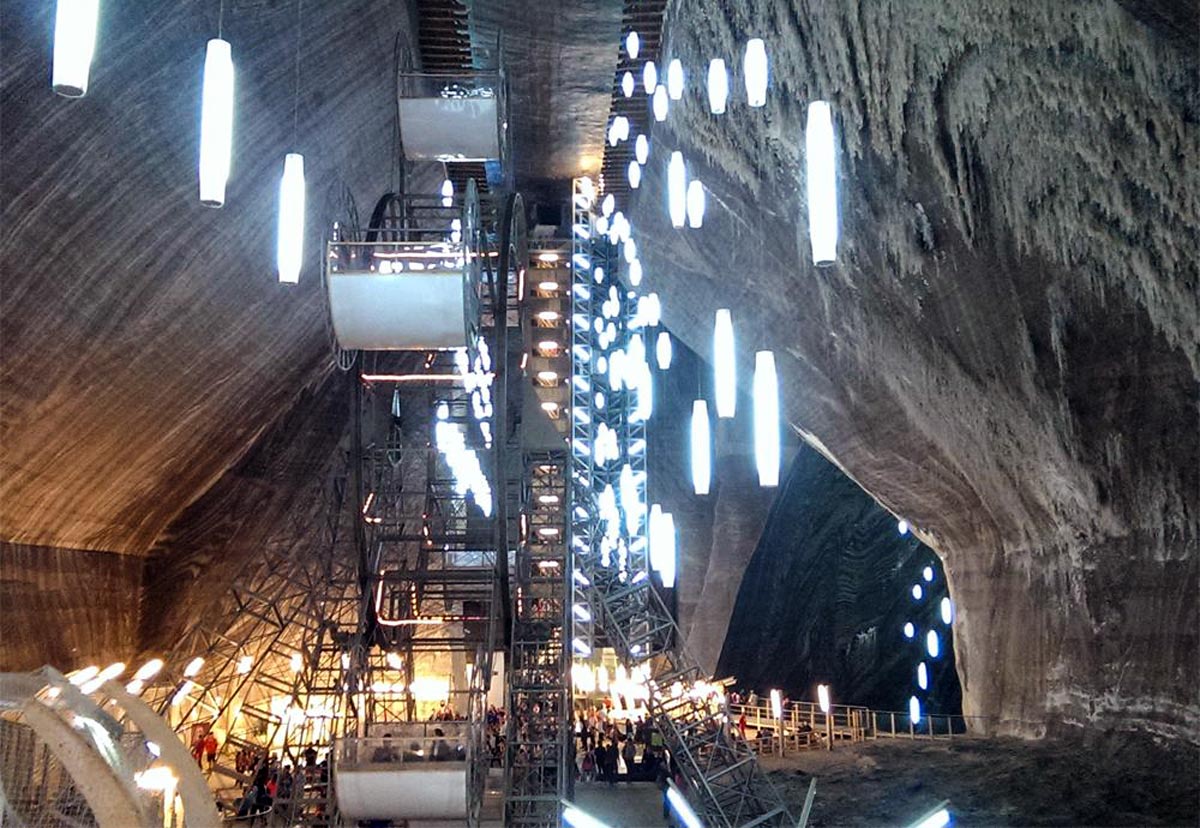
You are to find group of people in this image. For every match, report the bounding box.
[189,730,219,769]
[231,746,327,820]
[574,706,668,785]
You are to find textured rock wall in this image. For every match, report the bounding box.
[718,446,962,715]
[0,542,143,671]
[647,338,786,675]
[635,0,1198,739]
[0,0,417,556]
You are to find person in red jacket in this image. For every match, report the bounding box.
[203,732,219,769]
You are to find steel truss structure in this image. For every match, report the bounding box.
[568,178,795,827]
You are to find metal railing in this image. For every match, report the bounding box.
[728,701,1027,752]
[334,723,473,767]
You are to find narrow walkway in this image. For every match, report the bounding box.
[574,781,666,828]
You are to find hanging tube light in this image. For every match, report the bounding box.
[642,60,657,95]
[686,179,705,228]
[277,153,305,283]
[668,152,687,228]
[627,160,641,189]
[441,178,454,207]
[635,134,649,165]
[690,400,711,495]
[706,58,728,114]
[52,0,101,97]
[806,100,839,265]
[753,350,780,486]
[655,331,672,370]
[625,31,640,60]
[666,58,684,100]
[653,85,669,122]
[743,38,768,107]
[713,309,736,418]
[198,38,234,207]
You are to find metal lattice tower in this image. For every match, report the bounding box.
[568,178,795,827]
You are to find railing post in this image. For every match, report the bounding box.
[928,716,934,739]
[890,712,895,737]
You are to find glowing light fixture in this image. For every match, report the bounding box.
[52,0,101,97]
[743,38,768,107]
[923,565,934,582]
[290,653,303,673]
[898,519,910,535]
[625,30,640,60]
[917,661,928,690]
[690,400,711,495]
[706,58,728,114]
[713,309,736,418]
[135,766,178,792]
[621,70,634,98]
[440,178,454,207]
[653,85,669,122]
[753,350,780,486]
[628,160,641,189]
[635,134,649,164]
[237,655,252,674]
[909,695,921,724]
[602,193,615,217]
[817,683,831,713]
[903,622,915,639]
[910,807,951,828]
[183,657,204,678]
[667,58,684,100]
[629,259,643,286]
[940,597,953,625]
[655,331,672,370]
[926,630,940,658]
[668,151,687,228]
[198,38,234,207]
[564,804,613,828]
[770,688,783,719]
[686,179,705,228]
[133,659,164,682]
[912,584,923,600]
[806,101,839,265]
[277,153,305,284]
[666,782,703,828]
[642,60,657,95]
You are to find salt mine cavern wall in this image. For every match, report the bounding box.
[718,445,963,717]
[633,0,1198,740]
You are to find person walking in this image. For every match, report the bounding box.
[203,731,218,770]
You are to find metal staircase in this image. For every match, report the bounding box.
[569,177,794,827]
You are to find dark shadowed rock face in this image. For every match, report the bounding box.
[718,446,962,717]
[633,0,1198,739]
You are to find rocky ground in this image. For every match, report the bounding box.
[762,732,1200,827]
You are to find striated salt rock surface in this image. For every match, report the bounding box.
[633,0,1198,739]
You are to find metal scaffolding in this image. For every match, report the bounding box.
[568,178,795,827]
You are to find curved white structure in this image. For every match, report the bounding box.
[336,763,469,821]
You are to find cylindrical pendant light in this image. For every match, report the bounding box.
[806,100,839,265]
[277,153,305,283]
[690,400,711,495]
[635,134,649,165]
[622,70,635,98]
[666,58,684,100]
[753,350,779,486]
[441,178,454,207]
[625,31,640,60]
[627,160,641,189]
[198,38,234,207]
[713,309,736,418]
[642,60,657,95]
[706,59,728,114]
[686,179,705,228]
[667,152,687,228]
[655,331,672,370]
[653,85,669,122]
[743,38,768,107]
[52,0,101,97]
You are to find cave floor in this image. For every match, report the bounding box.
[760,733,1200,827]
